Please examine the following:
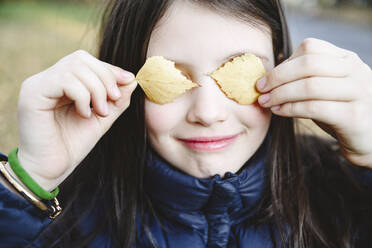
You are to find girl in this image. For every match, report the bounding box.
[1,0,372,247]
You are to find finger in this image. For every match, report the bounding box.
[258,77,357,108]
[42,72,92,118]
[75,50,134,100]
[72,64,109,117]
[270,100,350,126]
[114,79,138,109]
[258,54,351,93]
[101,61,136,85]
[288,38,354,61]
[95,80,138,132]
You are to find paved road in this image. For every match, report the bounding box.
[286,10,372,66]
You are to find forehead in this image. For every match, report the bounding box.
[147,0,274,69]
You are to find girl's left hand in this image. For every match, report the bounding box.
[256,38,372,169]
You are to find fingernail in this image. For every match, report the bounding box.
[258,93,270,105]
[257,77,267,90]
[111,85,121,98]
[121,71,134,80]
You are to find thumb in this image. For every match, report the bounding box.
[95,80,138,132]
[103,61,136,85]
[95,63,139,132]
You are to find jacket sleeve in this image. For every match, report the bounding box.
[0,152,52,246]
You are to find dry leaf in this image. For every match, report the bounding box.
[209,53,266,105]
[136,56,200,104]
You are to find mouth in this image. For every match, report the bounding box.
[176,133,241,152]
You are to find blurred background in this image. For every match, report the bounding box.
[0,0,371,153]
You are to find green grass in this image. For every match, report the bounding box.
[0,1,101,154]
[0,1,95,21]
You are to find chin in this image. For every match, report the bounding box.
[181,157,245,179]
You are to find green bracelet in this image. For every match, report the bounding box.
[8,148,59,200]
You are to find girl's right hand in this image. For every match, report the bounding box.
[15,50,138,191]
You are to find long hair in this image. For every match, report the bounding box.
[35,0,372,247]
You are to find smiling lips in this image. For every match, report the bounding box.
[177,133,241,151]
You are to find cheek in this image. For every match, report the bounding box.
[145,100,182,135]
[238,102,271,128]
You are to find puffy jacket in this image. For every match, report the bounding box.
[1,134,372,247]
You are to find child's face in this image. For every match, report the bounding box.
[145,0,275,178]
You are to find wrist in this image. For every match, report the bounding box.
[16,150,60,192]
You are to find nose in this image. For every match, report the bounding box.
[186,76,228,127]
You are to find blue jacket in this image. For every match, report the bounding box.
[1,135,372,247]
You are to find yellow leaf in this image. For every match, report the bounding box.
[136,56,200,104]
[210,53,266,105]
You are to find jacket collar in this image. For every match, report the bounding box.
[144,131,270,229]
